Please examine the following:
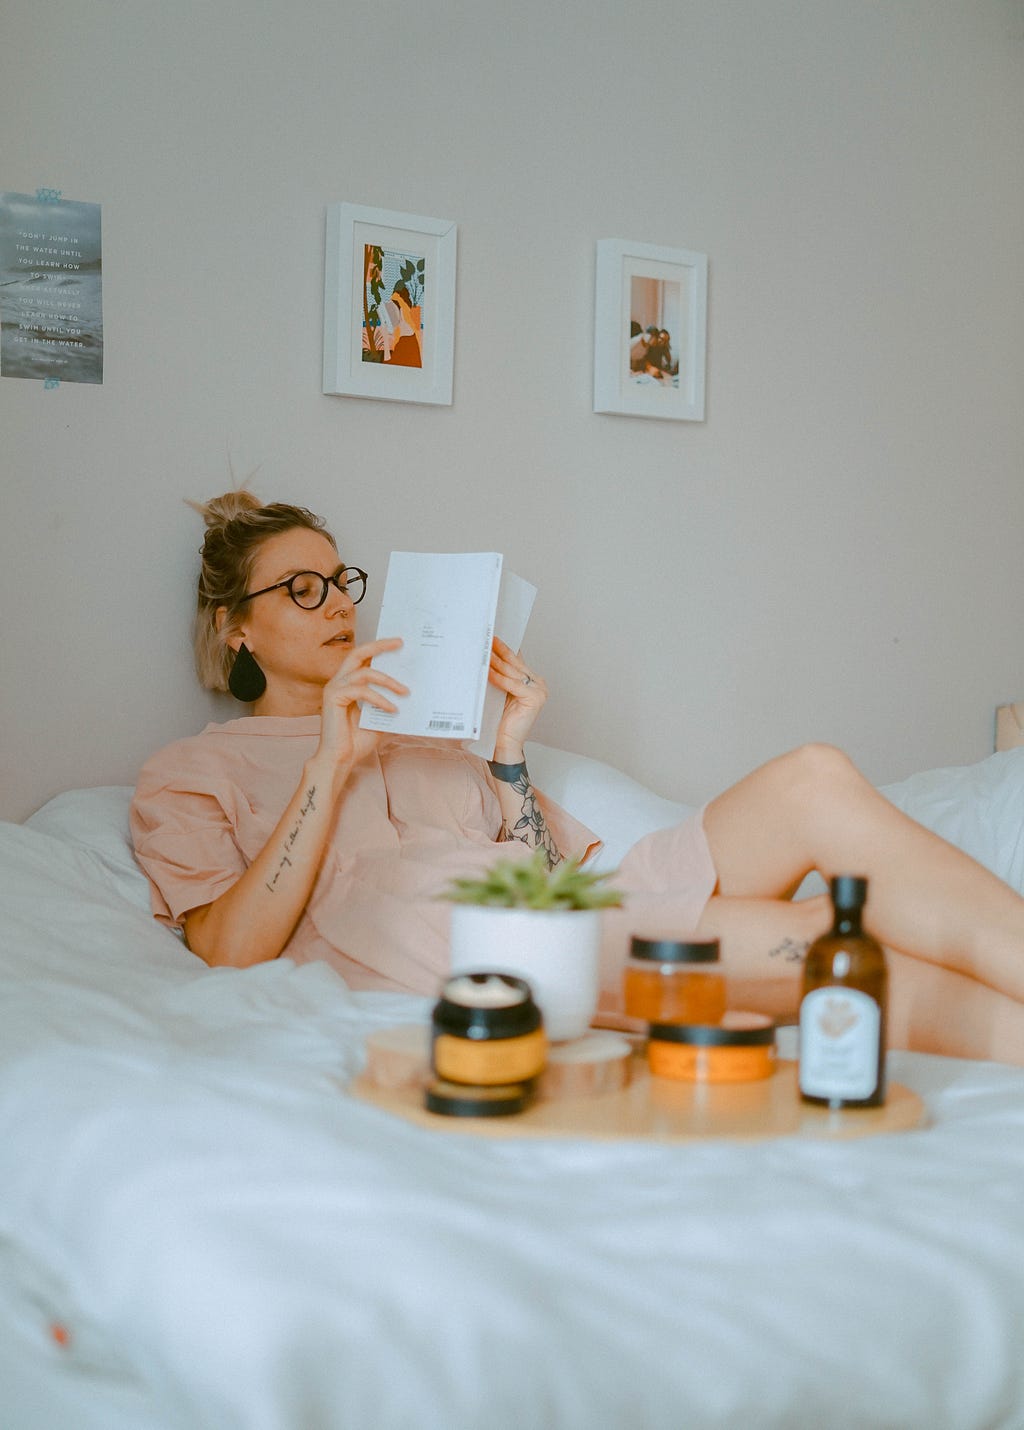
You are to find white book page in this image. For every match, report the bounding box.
[359,552,503,740]
[464,570,537,758]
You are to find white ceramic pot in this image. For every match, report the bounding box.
[448,905,601,1042]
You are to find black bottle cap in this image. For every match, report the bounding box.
[830,875,868,909]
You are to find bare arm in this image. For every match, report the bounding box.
[487,638,563,870]
[184,637,406,968]
[184,751,349,967]
[492,762,564,869]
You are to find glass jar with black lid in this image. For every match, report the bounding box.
[427,971,546,1117]
[623,937,727,1025]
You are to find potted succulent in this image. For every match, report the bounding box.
[443,853,623,1042]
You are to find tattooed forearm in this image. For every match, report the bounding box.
[499,818,564,869]
[768,937,809,964]
[266,785,317,893]
[497,771,564,870]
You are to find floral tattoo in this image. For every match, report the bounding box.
[498,770,564,869]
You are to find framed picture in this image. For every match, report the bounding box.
[593,238,707,422]
[323,203,457,405]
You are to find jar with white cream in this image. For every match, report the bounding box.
[427,972,546,1117]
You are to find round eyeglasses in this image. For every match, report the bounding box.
[237,566,368,611]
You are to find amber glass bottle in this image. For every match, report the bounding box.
[798,876,888,1108]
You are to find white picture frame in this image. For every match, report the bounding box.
[323,203,457,405]
[593,238,707,422]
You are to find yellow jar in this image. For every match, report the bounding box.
[430,972,546,1088]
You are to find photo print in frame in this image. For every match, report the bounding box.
[594,238,707,421]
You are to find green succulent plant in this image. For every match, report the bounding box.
[443,851,623,911]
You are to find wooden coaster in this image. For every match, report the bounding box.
[363,1024,634,1099]
[543,1030,634,1098]
[364,1024,429,1090]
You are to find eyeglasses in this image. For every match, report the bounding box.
[237,566,368,611]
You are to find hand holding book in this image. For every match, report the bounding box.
[319,636,408,772]
[359,551,538,760]
[486,636,548,763]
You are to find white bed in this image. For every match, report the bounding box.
[2,743,1024,1430]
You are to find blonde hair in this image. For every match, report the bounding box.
[190,490,337,692]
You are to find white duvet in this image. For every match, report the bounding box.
[2,747,1024,1429]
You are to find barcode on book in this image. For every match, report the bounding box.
[428,718,465,732]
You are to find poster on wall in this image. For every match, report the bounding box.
[0,191,103,385]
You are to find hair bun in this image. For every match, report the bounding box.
[189,488,263,530]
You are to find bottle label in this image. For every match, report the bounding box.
[799,987,880,1100]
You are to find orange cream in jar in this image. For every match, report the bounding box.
[647,1012,776,1084]
[623,938,726,1025]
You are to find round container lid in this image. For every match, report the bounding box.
[424,1078,534,1118]
[649,1012,776,1047]
[629,937,720,965]
[432,972,542,1039]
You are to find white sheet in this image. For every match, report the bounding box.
[3,752,1024,1429]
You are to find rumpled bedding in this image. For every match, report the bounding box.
[2,751,1024,1429]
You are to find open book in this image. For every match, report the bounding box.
[358,551,537,758]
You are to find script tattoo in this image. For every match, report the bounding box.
[768,937,809,964]
[265,786,317,893]
[498,771,564,870]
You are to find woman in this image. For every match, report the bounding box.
[382,282,422,367]
[132,491,592,999]
[131,492,1024,1063]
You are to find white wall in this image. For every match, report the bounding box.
[2,0,1023,822]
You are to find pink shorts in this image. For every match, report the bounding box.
[596,809,718,1008]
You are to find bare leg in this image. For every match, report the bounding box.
[694,892,1024,1065]
[701,744,1024,1004]
[694,892,829,1015]
[886,948,1024,1063]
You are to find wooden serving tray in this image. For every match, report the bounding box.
[351,1026,926,1143]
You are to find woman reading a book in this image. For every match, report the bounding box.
[131,491,1024,1062]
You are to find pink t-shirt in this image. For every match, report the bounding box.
[130,717,602,994]
[132,716,719,1002]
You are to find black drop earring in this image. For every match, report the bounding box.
[228,643,267,703]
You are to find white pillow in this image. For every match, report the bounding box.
[879,749,1024,895]
[23,786,152,911]
[526,742,692,871]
